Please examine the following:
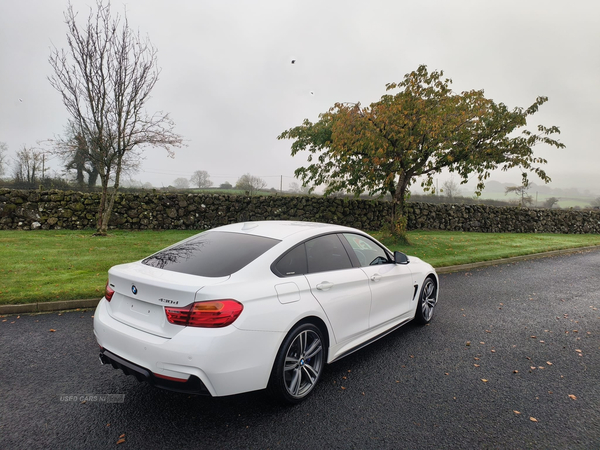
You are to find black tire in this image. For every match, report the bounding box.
[414,277,438,324]
[268,322,325,404]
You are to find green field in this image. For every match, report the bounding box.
[476,191,597,209]
[2,229,599,305]
[376,231,600,266]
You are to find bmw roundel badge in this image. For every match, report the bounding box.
[131,285,138,295]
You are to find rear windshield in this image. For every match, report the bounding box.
[142,231,280,277]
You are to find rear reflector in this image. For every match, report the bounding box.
[165,300,243,328]
[154,373,188,383]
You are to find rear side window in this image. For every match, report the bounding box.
[142,231,280,277]
[273,244,308,277]
[306,234,353,273]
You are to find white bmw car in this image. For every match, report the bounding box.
[94,221,439,403]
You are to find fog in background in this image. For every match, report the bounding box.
[1,0,598,195]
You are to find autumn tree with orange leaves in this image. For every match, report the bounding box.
[278,65,564,239]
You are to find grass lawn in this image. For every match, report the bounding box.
[374,231,600,267]
[0,230,197,305]
[1,229,599,305]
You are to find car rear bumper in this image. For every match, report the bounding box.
[99,349,210,395]
[93,298,284,397]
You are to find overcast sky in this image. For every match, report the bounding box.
[1,0,598,194]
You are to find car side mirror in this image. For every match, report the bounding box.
[394,251,409,265]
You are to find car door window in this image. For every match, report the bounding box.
[341,233,392,267]
[306,234,353,273]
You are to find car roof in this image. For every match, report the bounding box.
[212,220,358,241]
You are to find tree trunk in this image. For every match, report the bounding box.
[87,167,99,188]
[99,189,116,235]
[96,156,124,235]
[394,184,407,216]
[96,175,109,235]
[393,170,408,217]
[389,171,409,242]
[75,161,85,187]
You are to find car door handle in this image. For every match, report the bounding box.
[370,274,382,282]
[316,281,334,291]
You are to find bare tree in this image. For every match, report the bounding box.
[288,181,301,193]
[190,170,212,188]
[13,146,44,185]
[48,1,184,235]
[235,173,267,196]
[173,177,190,189]
[442,178,461,199]
[289,181,311,194]
[0,142,8,178]
[590,197,600,208]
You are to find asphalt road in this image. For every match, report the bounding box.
[1,249,599,450]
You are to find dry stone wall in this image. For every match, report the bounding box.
[1,188,599,234]
[405,203,600,234]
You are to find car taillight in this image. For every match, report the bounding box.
[105,282,115,302]
[165,300,243,328]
